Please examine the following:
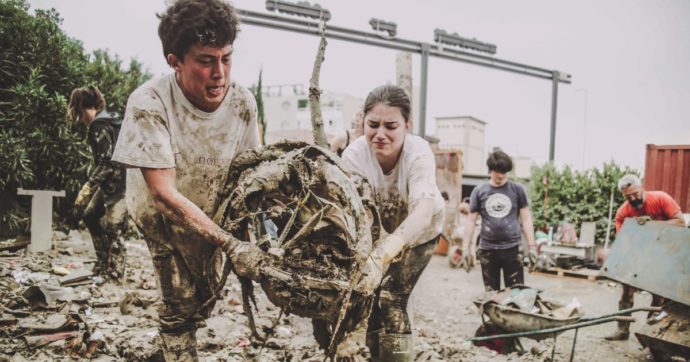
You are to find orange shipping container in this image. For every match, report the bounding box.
[644,144,690,212]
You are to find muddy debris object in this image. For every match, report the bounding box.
[215,141,382,353]
[119,291,157,315]
[22,284,90,309]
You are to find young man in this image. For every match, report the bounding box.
[67,86,127,280]
[112,0,264,359]
[461,150,536,291]
[604,174,684,341]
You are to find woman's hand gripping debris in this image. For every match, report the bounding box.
[357,234,405,293]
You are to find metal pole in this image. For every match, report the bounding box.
[238,9,572,153]
[569,328,579,362]
[238,10,572,84]
[549,71,560,162]
[604,186,615,251]
[582,89,588,169]
[419,43,430,137]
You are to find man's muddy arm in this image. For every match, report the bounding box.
[461,212,479,252]
[666,210,686,227]
[519,207,536,249]
[141,167,237,247]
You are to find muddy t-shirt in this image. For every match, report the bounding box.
[342,134,444,247]
[470,180,528,250]
[112,73,259,229]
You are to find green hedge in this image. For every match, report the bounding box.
[0,0,151,236]
[528,162,640,244]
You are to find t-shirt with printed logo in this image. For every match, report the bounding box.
[469,180,529,250]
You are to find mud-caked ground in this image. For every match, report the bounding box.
[0,233,657,361]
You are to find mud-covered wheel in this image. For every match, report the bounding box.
[473,321,516,354]
[214,141,379,320]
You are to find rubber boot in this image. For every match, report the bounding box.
[109,236,127,281]
[160,329,198,362]
[366,329,382,362]
[604,300,632,341]
[378,333,413,362]
[91,233,111,276]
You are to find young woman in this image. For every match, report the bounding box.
[342,85,444,361]
[67,86,127,280]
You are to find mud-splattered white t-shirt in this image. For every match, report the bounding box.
[112,74,259,226]
[342,134,444,247]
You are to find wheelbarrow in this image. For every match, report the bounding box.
[469,286,660,361]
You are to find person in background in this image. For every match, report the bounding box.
[604,174,684,341]
[67,86,127,280]
[461,150,536,291]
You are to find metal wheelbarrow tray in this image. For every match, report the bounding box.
[473,286,583,340]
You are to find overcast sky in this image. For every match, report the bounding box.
[28,0,690,172]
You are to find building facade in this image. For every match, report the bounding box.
[262,84,363,144]
[435,116,486,176]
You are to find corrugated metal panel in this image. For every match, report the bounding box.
[644,144,690,212]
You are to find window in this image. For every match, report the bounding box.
[298,99,309,109]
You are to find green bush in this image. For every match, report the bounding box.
[0,0,151,236]
[528,162,640,244]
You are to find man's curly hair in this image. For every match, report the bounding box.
[158,0,239,61]
[487,150,513,174]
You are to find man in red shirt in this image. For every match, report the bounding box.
[605,174,685,341]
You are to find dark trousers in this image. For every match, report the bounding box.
[620,284,665,317]
[477,246,524,292]
[138,213,222,333]
[82,187,126,270]
[368,237,436,334]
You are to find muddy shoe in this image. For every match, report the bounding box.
[92,259,108,276]
[109,247,127,281]
[646,310,668,325]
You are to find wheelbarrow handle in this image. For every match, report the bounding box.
[580,306,661,321]
[469,316,635,342]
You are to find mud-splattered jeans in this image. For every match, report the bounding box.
[138,213,222,334]
[82,187,127,276]
[368,237,437,334]
[477,245,523,291]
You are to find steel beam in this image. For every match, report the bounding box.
[238,8,571,154]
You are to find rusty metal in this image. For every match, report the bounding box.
[644,144,690,212]
[635,333,690,361]
[599,220,690,305]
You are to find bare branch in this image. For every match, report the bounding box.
[309,25,329,148]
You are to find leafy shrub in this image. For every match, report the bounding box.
[0,0,151,236]
[528,162,640,244]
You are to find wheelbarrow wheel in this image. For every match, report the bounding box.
[473,321,517,354]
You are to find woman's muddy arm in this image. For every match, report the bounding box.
[375,198,434,264]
